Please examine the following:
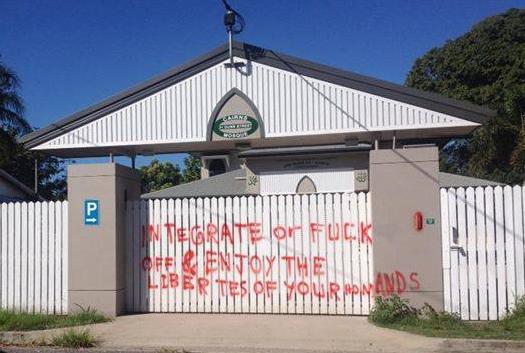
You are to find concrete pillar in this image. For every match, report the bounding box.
[67,163,141,316]
[369,147,443,310]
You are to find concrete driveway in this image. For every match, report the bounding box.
[4,314,523,353]
[89,313,441,352]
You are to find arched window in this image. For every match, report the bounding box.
[296,176,317,194]
[208,159,226,177]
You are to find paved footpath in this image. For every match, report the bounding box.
[2,314,525,353]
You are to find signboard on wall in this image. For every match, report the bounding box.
[84,199,100,226]
[212,114,259,139]
[209,89,263,141]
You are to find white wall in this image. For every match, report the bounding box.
[260,169,355,194]
[250,152,366,195]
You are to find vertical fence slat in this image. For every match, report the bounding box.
[494,186,506,318]
[325,193,336,314]
[223,197,232,313]
[209,197,218,313]
[517,187,525,299]
[466,188,478,320]
[175,198,183,313]
[241,196,250,313]
[160,199,168,313]
[334,193,344,315]
[262,195,272,313]
[341,192,352,315]
[47,202,56,314]
[14,202,21,311]
[27,202,35,313]
[126,201,134,312]
[448,188,460,315]
[504,186,516,314]
[41,202,48,314]
[255,196,264,313]
[349,192,361,315]
[475,187,488,320]
[358,192,370,314]
[285,194,295,314]
[441,189,451,313]
[54,201,62,314]
[21,202,28,312]
[485,187,497,320]
[61,201,68,315]
[1,203,7,310]
[317,194,328,314]
[456,188,469,319]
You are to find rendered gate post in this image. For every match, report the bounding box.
[369,147,444,310]
[67,163,141,316]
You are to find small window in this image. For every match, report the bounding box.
[296,176,317,194]
[208,159,226,177]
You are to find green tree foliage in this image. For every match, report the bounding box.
[405,8,525,184]
[0,56,30,133]
[140,159,182,193]
[181,155,201,183]
[0,56,66,199]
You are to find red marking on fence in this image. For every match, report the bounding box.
[141,221,373,248]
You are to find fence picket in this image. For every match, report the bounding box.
[1,203,7,309]
[466,188,478,320]
[504,186,516,314]
[484,187,497,320]
[475,187,488,320]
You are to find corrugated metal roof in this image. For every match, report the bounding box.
[439,172,504,188]
[142,168,253,199]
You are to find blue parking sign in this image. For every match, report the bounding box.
[84,199,100,226]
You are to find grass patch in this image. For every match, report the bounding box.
[0,307,109,331]
[369,295,525,340]
[51,328,97,348]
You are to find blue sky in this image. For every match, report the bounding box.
[1,0,523,168]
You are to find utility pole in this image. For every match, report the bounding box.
[34,158,38,194]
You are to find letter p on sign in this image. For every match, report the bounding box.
[84,199,100,226]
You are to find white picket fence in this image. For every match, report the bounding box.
[441,186,525,320]
[125,193,374,315]
[0,201,68,314]
[1,186,524,320]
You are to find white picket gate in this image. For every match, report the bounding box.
[0,201,68,314]
[125,193,373,315]
[441,186,525,320]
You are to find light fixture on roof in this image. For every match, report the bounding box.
[221,0,245,68]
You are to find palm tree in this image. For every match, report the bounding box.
[0,56,31,134]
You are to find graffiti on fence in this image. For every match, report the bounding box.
[141,221,373,247]
[135,219,420,300]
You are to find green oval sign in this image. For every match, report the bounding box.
[213,114,259,139]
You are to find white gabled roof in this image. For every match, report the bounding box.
[22,42,493,158]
